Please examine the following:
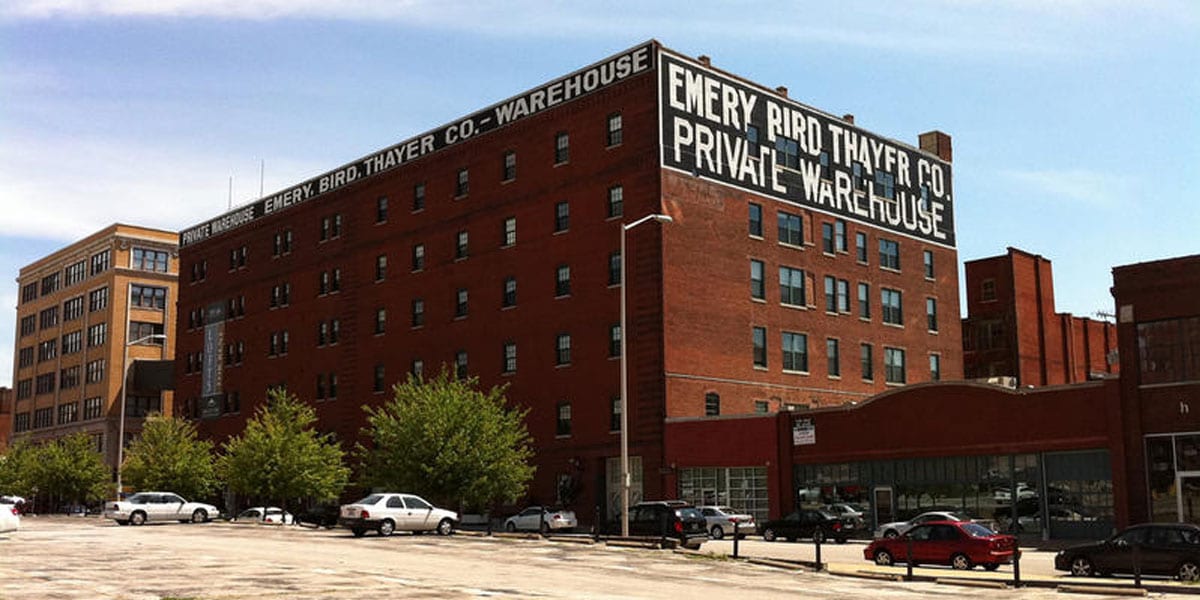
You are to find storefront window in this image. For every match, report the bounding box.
[678,466,768,523]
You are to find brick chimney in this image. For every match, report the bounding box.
[698,55,711,67]
[842,114,855,124]
[919,130,953,162]
[776,86,788,98]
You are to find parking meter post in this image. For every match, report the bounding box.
[1134,542,1142,588]
[1012,541,1021,588]
[541,506,547,537]
[814,531,823,571]
[906,536,914,581]
[732,520,740,559]
[594,504,601,541]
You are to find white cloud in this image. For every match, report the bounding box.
[1000,168,1134,209]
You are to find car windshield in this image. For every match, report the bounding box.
[943,512,972,521]
[356,494,384,505]
[677,508,703,519]
[717,507,736,514]
[962,523,996,537]
[818,510,838,519]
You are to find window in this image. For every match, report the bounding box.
[556,402,572,436]
[373,364,386,393]
[456,231,469,259]
[16,380,31,400]
[926,298,939,332]
[20,315,35,336]
[779,266,805,306]
[503,342,517,374]
[411,359,424,378]
[555,131,569,164]
[879,239,900,270]
[749,203,763,237]
[224,390,243,413]
[852,161,867,191]
[607,185,624,218]
[85,358,105,383]
[34,406,53,427]
[774,136,799,169]
[858,282,871,319]
[455,350,468,379]
[752,326,767,368]
[40,306,59,329]
[132,248,169,272]
[89,287,109,312]
[375,255,387,281]
[705,392,720,417]
[750,260,765,300]
[873,170,896,199]
[190,260,207,282]
[58,401,78,424]
[607,112,623,147]
[827,338,840,377]
[413,182,426,211]
[41,272,61,294]
[37,340,56,362]
[835,220,847,252]
[824,276,836,312]
[924,250,935,279]
[554,201,570,232]
[610,324,622,357]
[882,288,903,326]
[21,282,37,304]
[609,252,622,286]
[778,211,803,246]
[856,232,868,263]
[87,322,107,347]
[821,223,834,253]
[280,331,289,354]
[375,308,386,335]
[17,347,32,367]
[885,347,907,384]
[611,397,622,432]
[755,400,769,413]
[930,354,942,381]
[131,284,167,309]
[783,332,808,372]
[503,217,516,247]
[84,397,103,420]
[982,279,996,301]
[836,279,850,313]
[456,168,469,197]
[556,265,571,297]
[62,330,82,355]
[1136,316,1200,384]
[91,249,111,275]
[65,260,86,286]
[502,277,517,308]
[273,230,293,256]
[375,196,388,223]
[129,322,164,343]
[228,245,247,269]
[503,151,516,181]
[861,343,874,381]
[746,125,760,154]
[316,373,327,400]
[556,333,572,365]
[14,412,30,432]
[456,289,469,318]
[412,244,425,271]
[412,299,425,327]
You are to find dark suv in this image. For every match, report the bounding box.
[629,501,709,549]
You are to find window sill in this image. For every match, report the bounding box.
[881,266,902,274]
[501,305,516,311]
[749,234,764,241]
[751,297,767,304]
[555,294,572,300]
[782,369,810,376]
[553,229,569,236]
[927,330,939,335]
[779,242,805,251]
[753,365,769,371]
[782,303,807,311]
[828,375,842,381]
[555,434,572,439]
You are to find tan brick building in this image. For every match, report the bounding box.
[9,224,178,483]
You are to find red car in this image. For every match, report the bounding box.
[864,520,1017,571]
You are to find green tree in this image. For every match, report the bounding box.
[358,368,535,510]
[0,439,39,498]
[34,433,110,505]
[121,413,218,500]
[218,388,350,511]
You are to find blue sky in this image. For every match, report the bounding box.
[1,1,1197,386]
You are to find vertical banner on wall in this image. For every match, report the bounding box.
[200,302,226,419]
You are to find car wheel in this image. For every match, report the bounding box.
[191,509,208,523]
[874,549,894,567]
[984,563,1001,572]
[351,528,366,537]
[1178,561,1200,582]
[540,520,550,534]
[710,525,724,540]
[951,553,972,570]
[130,511,147,526]
[436,518,454,536]
[884,529,899,539]
[378,519,395,537]
[505,522,517,532]
[1069,556,1094,577]
[763,528,777,542]
[813,529,825,544]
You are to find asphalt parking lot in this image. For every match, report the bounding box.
[1,517,1196,599]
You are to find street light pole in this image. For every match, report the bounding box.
[620,213,672,537]
[116,333,167,499]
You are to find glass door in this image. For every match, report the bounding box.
[1176,472,1200,524]
[873,486,894,533]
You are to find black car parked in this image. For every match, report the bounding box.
[295,504,340,529]
[629,501,709,549]
[1055,523,1200,581]
[760,508,849,544]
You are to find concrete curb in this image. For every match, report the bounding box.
[934,577,1008,589]
[1057,585,1148,596]
[746,557,806,571]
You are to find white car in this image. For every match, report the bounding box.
[104,492,219,526]
[338,493,458,537]
[698,506,755,540]
[234,506,294,525]
[503,506,577,533]
[874,510,973,539]
[0,501,19,535]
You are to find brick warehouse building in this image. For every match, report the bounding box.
[9,224,178,479]
[175,41,961,523]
